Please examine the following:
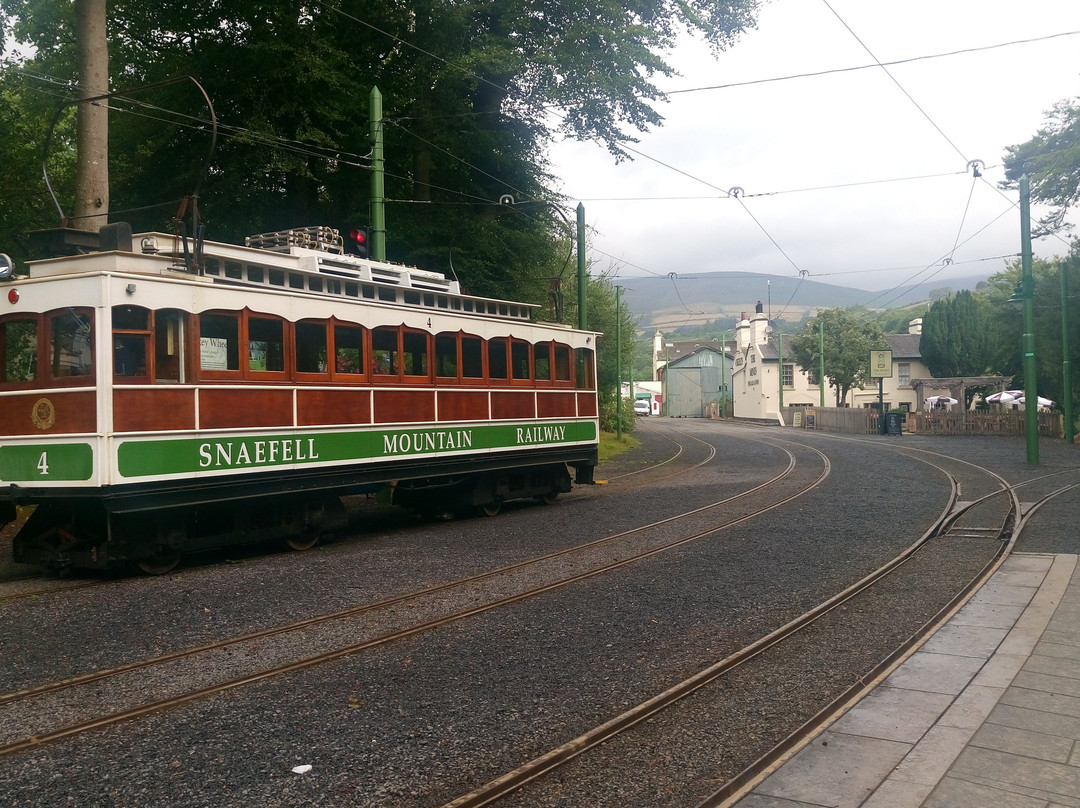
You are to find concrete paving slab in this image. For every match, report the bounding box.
[888,725,974,786]
[947,601,1024,630]
[950,745,1080,799]
[882,651,985,695]
[860,778,933,808]
[999,685,1080,719]
[751,730,911,808]
[1024,651,1080,680]
[969,722,1074,762]
[969,581,1039,608]
[828,686,954,744]
[936,684,1005,730]
[919,623,1008,659]
[925,776,1054,808]
[969,651,1024,688]
[1012,669,1080,698]
[1037,641,1080,662]
[988,701,1080,740]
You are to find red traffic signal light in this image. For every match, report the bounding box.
[345,228,369,258]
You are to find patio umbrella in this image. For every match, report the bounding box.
[985,390,1023,404]
[1018,395,1056,409]
[925,395,958,407]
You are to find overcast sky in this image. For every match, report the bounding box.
[548,0,1080,298]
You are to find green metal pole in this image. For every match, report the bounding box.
[616,285,622,440]
[369,87,386,261]
[720,333,726,418]
[576,203,587,331]
[778,332,784,412]
[1063,261,1074,444]
[819,319,825,408]
[1020,175,1039,465]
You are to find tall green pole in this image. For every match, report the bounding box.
[576,203,587,331]
[369,87,386,261]
[778,332,784,412]
[615,285,622,440]
[819,319,825,408]
[1020,175,1039,465]
[1062,261,1074,444]
[720,333,726,418]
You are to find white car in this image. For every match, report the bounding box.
[634,400,650,416]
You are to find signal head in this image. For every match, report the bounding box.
[346,228,369,258]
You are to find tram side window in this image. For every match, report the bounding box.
[575,348,595,389]
[461,336,483,379]
[154,310,185,382]
[402,330,429,378]
[248,317,284,372]
[296,321,328,374]
[554,344,571,382]
[435,333,458,378]
[511,340,530,380]
[334,324,364,375]
[1,318,37,383]
[199,313,240,371]
[371,327,399,375]
[488,338,508,380]
[534,342,552,381]
[49,309,93,378]
[112,305,149,378]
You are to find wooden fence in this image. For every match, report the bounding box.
[776,407,1064,438]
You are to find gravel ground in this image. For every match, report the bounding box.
[0,423,1077,807]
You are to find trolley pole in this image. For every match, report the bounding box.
[369,87,387,261]
[1020,175,1039,465]
[1063,260,1074,444]
[615,285,623,440]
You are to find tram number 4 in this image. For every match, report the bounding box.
[37,452,49,475]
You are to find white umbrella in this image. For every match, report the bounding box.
[925,395,958,407]
[985,390,1023,404]
[1018,395,1056,409]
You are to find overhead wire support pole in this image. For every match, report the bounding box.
[616,285,622,441]
[1020,175,1039,465]
[369,87,386,261]
[576,203,587,331]
[1062,260,1074,444]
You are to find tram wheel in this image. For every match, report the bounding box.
[480,499,502,517]
[283,532,320,551]
[538,490,558,506]
[136,548,182,576]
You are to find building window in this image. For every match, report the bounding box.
[898,362,910,386]
[782,363,794,387]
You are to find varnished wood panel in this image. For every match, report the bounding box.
[297,389,371,426]
[3,390,97,435]
[114,388,196,432]
[437,390,489,422]
[577,392,598,417]
[200,388,294,429]
[536,391,577,418]
[491,391,536,420]
[373,389,436,424]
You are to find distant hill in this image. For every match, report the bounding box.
[621,271,991,331]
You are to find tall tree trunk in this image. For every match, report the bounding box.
[73,0,109,231]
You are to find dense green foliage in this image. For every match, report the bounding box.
[919,290,992,378]
[786,308,886,406]
[1003,97,1080,238]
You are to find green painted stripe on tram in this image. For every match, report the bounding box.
[0,443,94,482]
[116,420,597,479]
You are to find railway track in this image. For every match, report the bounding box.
[432,439,1080,808]
[0,435,828,757]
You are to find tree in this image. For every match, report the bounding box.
[586,273,639,431]
[919,290,992,378]
[788,307,885,406]
[1002,96,1080,237]
[0,0,761,305]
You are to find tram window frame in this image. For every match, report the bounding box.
[461,335,484,382]
[401,329,430,381]
[534,341,553,384]
[371,326,400,378]
[294,319,330,378]
[435,333,458,380]
[197,311,241,376]
[575,347,595,390]
[154,309,186,383]
[553,344,572,383]
[510,339,531,383]
[47,308,95,384]
[332,323,365,379]
[488,337,508,381]
[112,304,152,382]
[0,315,39,386]
[247,315,287,376]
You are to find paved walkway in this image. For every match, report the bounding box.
[732,552,1080,807]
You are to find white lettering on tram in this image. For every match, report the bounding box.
[198,438,319,469]
[515,425,566,444]
[383,429,474,455]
